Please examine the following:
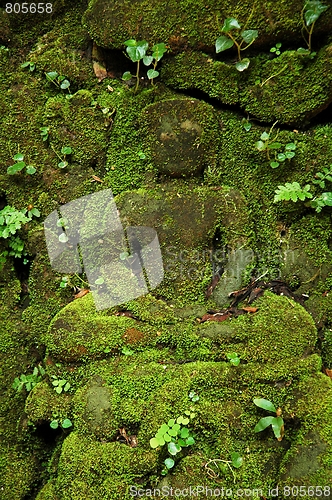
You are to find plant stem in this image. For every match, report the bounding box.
[259,64,288,87]
[134,60,140,93]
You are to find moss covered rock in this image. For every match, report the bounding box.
[139,98,219,177]
[82,0,332,51]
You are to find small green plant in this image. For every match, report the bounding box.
[274,182,313,203]
[137,151,146,159]
[188,391,199,402]
[40,126,50,142]
[50,418,72,430]
[255,122,296,168]
[45,71,71,93]
[301,0,328,53]
[255,64,288,88]
[270,42,282,56]
[226,352,241,366]
[253,398,284,440]
[51,145,72,169]
[21,61,35,72]
[312,166,332,188]
[0,205,40,268]
[150,411,196,475]
[12,365,45,392]
[310,192,332,212]
[215,17,258,71]
[205,452,243,483]
[121,346,134,356]
[7,153,36,175]
[0,206,31,239]
[51,375,71,394]
[241,118,251,132]
[122,40,167,92]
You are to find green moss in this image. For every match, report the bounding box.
[0,449,38,500]
[82,0,332,51]
[162,51,241,104]
[54,433,158,500]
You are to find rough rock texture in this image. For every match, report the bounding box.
[1,1,332,499]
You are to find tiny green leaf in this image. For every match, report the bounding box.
[164,458,175,469]
[255,140,266,151]
[168,441,181,455]
[147,69,159,79]
[270,161,280,168]
[122,71,132,81]
[61,146,72,155]
[58,161,68,169]
[26,165,36,175]
[185,436,195,446]
[50,420,59,429]
[260,131,270,141]
[60,79,70,90]
[95,277,104,285]
[254,416,275,433]
[222,17,241,32]
[124,39,137,47]
[13,153,24,161]
[230,452,243,468]
[253,398,277,413]
[241,30,258,44]
[215,36,234,53]
[62,418,72,429]
[235,58,250,71]
[46,71,58,81]
[59,233,68,243]
[143,55,153,66]
[271,416,284,439]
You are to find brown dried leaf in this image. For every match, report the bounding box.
[74,289,90,299]
[242,306,258,313]
[200,312,231,323]
[205,274,220,298]
[91,175,103,183]
[93,61,108,82]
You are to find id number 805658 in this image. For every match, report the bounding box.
[5,3,53,14]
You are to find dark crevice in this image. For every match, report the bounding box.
[0,194,7,210]
[172,87,331,131]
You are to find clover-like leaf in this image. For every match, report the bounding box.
[168,441,181,455]
[60,79,70,89]
[62,418,72,429]
[150,437,161,448]
[164,458,175,469]
[61,146,72,155]
[26,165,36,175]
[50,420,59,429]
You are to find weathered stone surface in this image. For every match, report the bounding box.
[139,98,219,177]
[162,45,332,126]
[82,0,332,51]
